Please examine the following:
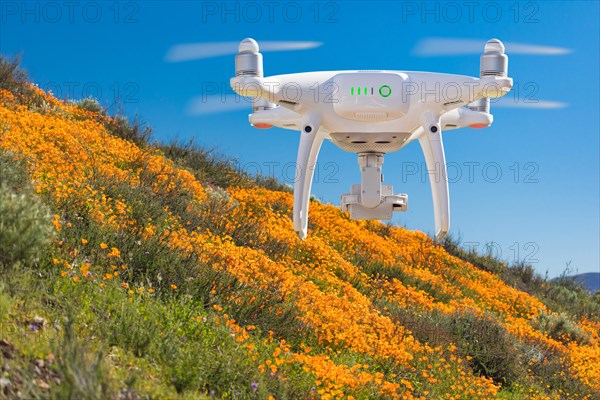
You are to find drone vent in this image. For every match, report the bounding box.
[330,132,413,154]
[355,112,388,121]
[480,70,507,77]
[279,100,298,106]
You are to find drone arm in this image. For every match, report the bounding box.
[418,113,450,241]
[440,107,493,130]
[230,75,268,97]
[293,114,324,239]
[249,106,301,130]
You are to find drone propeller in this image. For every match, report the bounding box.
[174,39,322,116]
[491,98,568,109]
[186,93,250,115]
[166,40,322,62]
[414,38,572,56]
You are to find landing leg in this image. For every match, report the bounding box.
[418,112,450,240]
[293,116,324,239]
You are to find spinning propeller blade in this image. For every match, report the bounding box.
[491,98,568,109]
[166,41,322,62]
[414,38,572,56]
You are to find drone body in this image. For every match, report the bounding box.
[231,38,513,239]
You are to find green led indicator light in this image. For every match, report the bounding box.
[351,86,389,96]
[379,85,392,98]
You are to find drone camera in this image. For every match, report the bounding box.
[341,153,408,220]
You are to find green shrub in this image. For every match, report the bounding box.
[0,153,54,271]
[0,188,54,270]
[441,234,507,276]
[532,311,590,345]
[106,115,152,147]
[376,302,455,351]
[0,151,30,191]
[375,303,528,389]
[156,309,257,396]
[72,97,106,115]
[449,311,524,387]
[104,300,160,358]
[0,282,11,323]
[0,55,51,110]
[543,279,600,319]
[0,55,28,91]
[52,317,112,400]
[0,56,32,99]
[527,350,599,399]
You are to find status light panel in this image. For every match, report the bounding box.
[333,73,408,120]
[350,85,392,97]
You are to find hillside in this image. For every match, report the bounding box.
[562,274,600,293]
[1,58,599,399]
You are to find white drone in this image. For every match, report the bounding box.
[230,38,513,240]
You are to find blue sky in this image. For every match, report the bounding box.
[1,1,598,277]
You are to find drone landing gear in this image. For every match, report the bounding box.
[293,116,325,240]
[341,153,407,220]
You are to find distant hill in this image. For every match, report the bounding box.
[563,273,600,292]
